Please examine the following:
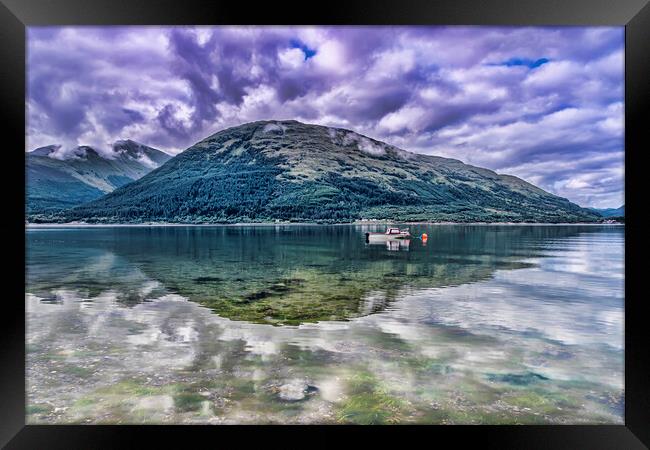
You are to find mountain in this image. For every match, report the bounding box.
[30,145,59,157]
[57,120,599,224]
[26,140,172,213]
[589,205,624,218]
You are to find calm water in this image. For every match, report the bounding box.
[25,225,624,424]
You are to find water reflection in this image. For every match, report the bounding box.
[26,225,584,325]
[26,225,624,424]
[385,239,411,251]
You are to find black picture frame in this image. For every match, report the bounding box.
[1,0,647,448]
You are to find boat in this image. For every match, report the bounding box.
[365,227,411,241]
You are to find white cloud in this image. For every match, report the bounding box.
[368,48,416,80]
[313,40,348,73]
[524,60,580,90]
[278,47,305,70]
[378,105,427,134]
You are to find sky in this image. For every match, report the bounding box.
[27,26,624,208]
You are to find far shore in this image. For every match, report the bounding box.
[25,221,624,228]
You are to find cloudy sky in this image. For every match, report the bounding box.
[27,26,624,208]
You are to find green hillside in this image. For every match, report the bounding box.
[51,120,598,224]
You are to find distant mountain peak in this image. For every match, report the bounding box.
[587,204,625,218]
[111,139,171,168]
[28,140,171,165]
[27,139,173,215]
[29,144,101,161]
[29,145,60,157]
[113,139,146,158]
[72,146,101,159]
[113,139,144,152]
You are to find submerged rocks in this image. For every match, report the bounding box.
[277,379,319,402]
[486,372,549,386]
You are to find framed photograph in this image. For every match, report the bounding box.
[2,0,647,447]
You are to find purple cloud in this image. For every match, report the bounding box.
[26,26,624,208]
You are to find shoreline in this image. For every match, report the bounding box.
[25,221,624,228]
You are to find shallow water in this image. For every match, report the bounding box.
[26,224,624,424]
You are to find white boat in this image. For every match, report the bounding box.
[365,227,411,241]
